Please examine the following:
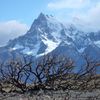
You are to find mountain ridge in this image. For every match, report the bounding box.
[0,13,100,64]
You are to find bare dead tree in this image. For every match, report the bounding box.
[23,55,75,90]
[73,55,100,91]
[0,58,33,93]
[0,55,75,92]
[0,54,99,93]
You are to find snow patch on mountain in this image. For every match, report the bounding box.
[43,38,60,54]
[37,35,60,57]
[9,44,24,51]
[94,41,100,48]
[64,41,71,45]
[78,47,86,53]
[13,44,24,50]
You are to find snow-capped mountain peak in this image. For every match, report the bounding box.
[29,13,63,34]
[0,13,100,63]
[6,13,65,57]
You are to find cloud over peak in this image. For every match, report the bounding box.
[48,0,100,32]
[0,20,29,47]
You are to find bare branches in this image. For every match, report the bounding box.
[0,54,99,93]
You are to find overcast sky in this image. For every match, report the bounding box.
[0,0,100,46]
